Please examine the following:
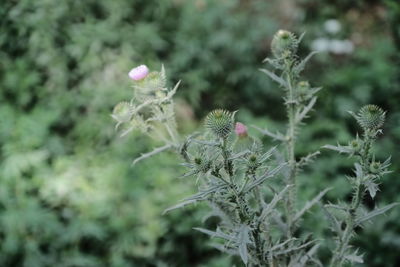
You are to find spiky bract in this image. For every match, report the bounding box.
[356,105,386,130]
[205,109,234,139]
[271,30,298,59]
[112,101,131,123]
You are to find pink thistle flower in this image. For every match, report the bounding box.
[128,65,149,81]
[235,122,248,137]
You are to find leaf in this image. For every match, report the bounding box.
[243,163,285,193]
[321,204,342,236]
[364,179,379,199]
[251,125,286,141]
[259,68,287,87]
[210,243,238,255]
[295,97,317,123]
[259,185,291,222]
[132,144,173,165]
[322,144,352,154]
[163,183,228,214]
[294,51,320,74]
[237,224,251,265]
[194,227,234,241]
[293,188,332,222]
[298,244,321,267]
[290,244,321,267]
[355,203,399,225]
[344,250,364,263]
[274,240,317,256]
[162,199,198,214]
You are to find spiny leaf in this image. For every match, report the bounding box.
[194,227,234,241]
[344,250,364,263]
[259,185,291,222]
[237,224,251,265]
[163,183,228,214]
[243,163,285,193]
[294,51,320,74]
[322,144,352,154]
[321,204,342,236]
[293,188,332,222]
[355,203,399,226]
[259,68,287,87]
[162,199,197,214]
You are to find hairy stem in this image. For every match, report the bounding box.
[329,137,373,267]
[284,60,297,238]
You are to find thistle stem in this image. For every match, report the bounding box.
[329,137,373,267]
[284,60,297,238]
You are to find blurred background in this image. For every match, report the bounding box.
[1,0,399,266]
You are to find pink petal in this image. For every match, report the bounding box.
[235,122,247,137]
[128,65,149,81]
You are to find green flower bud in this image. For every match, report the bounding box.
[349,139,362,153]
[297,81,311,101]
[271,30,298,59]
[247,154,260,170]
[112,101,131,123]
[205,109,234,139]
[134,71,166,101]
[356,105,386,131]
[369,161,381,174]
[194,157,211,173]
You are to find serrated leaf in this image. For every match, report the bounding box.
[293,188,332,222]
[259,185,291,222]
[194,227,234,241]
[294,51,320,74]
[274,240,317,256]
[259,68,287,87]
[162,199,198,214]
[244,163,285,193]
[355,203,399,225]
[321,204,342,236]
[237,224,251,265]
[344,251,364,263]
[322,144,352,154]
[163,183,228,214]
[364,179,379,199]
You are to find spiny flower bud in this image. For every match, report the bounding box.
[297,81,311,101]
[136,71,166,90]
[194,157,211,173]
[205,109,234,139]
[271,30,298,59]
[247,154,260,170]
[369,161,382,174]
[349,138,362,153]
[112,102,131,123]
[235,122,248,138]
[129,65,149,81]
[356,105,386,130]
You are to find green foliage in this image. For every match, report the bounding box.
[1,0,400,266]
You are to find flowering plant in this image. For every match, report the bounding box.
[112,30,397,266]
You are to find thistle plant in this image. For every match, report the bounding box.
[112,31,397,266]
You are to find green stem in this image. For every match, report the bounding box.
[329,137,373,267]
[284,60,297,238]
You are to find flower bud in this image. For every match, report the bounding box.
[112,102,131,123]
[194,157,211,173]
[349,139,362,153]
[356,105,386,131]
[369,161,381,174]
[297,81,311,101]
[271,30,298,59]
[205,109,234,139]
[247,154,260,170]
[235,122,248,138]
[128,65,149,81]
